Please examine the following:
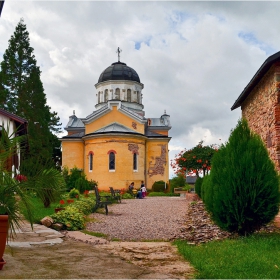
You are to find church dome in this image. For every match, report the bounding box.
[98,62,140,83]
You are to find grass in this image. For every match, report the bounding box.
[19,194,59,223]
[148,192,180,197]
[81,230,108,238]
[174,232,280,279]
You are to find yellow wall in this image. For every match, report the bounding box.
[83,134,146,191]
[145,139,169,190]
[61,141,84,170]
[85,106,145,135]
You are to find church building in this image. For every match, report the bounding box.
[60,52,171,191]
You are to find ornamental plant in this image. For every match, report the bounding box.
[152,180,168,192]
[69,188,80,199]
[51,197,95,230]
[0,123,66,238]
[205,119,280,235]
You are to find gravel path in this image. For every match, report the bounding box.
[86,197,189,241]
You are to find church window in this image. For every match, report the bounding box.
[115,88,120,100]
[98,92,100,103]
[108,150,116,171]
[88,152,93,172]
[133,153,138,171]
[105,89,108,102]
[127,89,131,102]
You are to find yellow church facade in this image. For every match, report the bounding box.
[61,59,171,191]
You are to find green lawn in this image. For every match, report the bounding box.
[19,194,61,223]
[174,233,280,279]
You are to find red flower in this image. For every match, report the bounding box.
[60,200,65,205]
[15,174,27,182]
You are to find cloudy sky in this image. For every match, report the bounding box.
[1,1,280,177]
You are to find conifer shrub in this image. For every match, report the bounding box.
[195,177,204,198]
[152,180,168,192]
[75,177,90,193]
[201,174,214,212]
[206,119,280,235]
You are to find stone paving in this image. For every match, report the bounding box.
[7,222,64,248]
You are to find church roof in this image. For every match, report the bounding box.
[61,131,85,139]
[98,62,140,83]
[145,128,169,137]
[231,50,280,110]
[65,114,84,129]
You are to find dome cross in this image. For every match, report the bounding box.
[116,47,122,62]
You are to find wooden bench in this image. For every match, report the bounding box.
[92,186,112,215]
[109,187,121,203]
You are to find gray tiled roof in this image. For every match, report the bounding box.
[83,105,109,122]
[145,128,168,137]
[62,131,85,138]
[65,115,84,128]
[120,105,145,121]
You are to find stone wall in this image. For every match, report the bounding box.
[241,62,280,170]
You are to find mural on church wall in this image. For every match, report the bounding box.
[128,143,139,154]
[148,144,167,177]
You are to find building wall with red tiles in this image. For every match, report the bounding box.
[241,62,280,170]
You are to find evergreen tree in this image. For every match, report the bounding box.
[205,119,280,235]
[0,18,61,172]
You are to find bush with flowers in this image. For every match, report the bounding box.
[51,196,95,230]
[51,207,85,230]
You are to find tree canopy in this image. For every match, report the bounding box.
[171,141,218,177]
[0,18,61,172]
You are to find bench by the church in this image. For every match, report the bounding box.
[92,186,112,215]
[109,187,121,203]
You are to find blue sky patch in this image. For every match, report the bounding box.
[238,31,276,56]
[134,38,151,50]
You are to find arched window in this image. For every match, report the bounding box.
[108,150,116,171]
[133,153,138,171]
[127,89,131,102]
[98,92,100,103]
[88,152,93,172]
[115,88,120,100]
[105,89,108,102]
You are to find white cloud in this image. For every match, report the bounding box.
[1,1,279,178]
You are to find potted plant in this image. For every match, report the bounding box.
[0,126,66,270]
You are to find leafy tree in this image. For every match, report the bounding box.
[0,18,61,172]
[171,141,218,177]
[170,175,186,193]
[205,119,280,235]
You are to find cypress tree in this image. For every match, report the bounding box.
[0,18,61,172]
[207,119,280,235]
